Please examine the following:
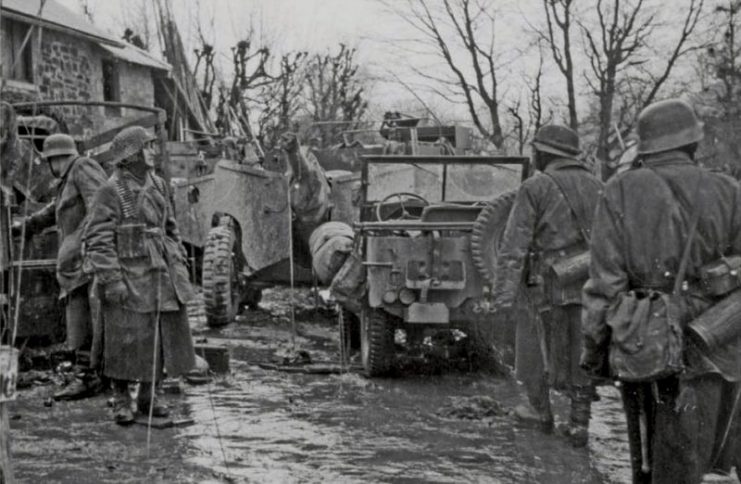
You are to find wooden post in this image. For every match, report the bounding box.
[0,346,18,484]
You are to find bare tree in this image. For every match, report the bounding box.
[580,0,704,179]
[505,51,550,154]
[542,0,578,129]
[305,44,369,147]
[580,0,654,178]
[388,0,505,147]
[256,52,307,148]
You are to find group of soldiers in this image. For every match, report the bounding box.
[16,126,196,425]
[492,98,741,483]
[9,96,741,482]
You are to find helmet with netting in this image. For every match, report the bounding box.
[42,133,78,159]
[637,99,703,155]
[109,126,156,165]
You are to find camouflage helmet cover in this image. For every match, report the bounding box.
[109,126,156,165]
[637,99,703,155]
[531,124,580,158]
[42,133,78,159]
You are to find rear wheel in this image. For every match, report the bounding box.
[360,307,395,377]
[202,224,241,327]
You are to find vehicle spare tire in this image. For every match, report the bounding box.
[470,191,517,285]
[309,221,354,284]
[468,191,521,367]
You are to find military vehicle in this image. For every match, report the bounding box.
[174,116,479,328]
[352,153,530,376]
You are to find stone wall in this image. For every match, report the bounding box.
[37,28,104,136]
[2,23,159,138]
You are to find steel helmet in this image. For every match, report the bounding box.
[637,99,703,155]
[531,124,580,158]
[109,126,156,165]
[42,133,78,159]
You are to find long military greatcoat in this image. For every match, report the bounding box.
[492,158,603,391]
[582,150,741,482]
[84,169,195,381]
[27,156,107,297]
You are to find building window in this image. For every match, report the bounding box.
[1,18,34,83]
[102,59,120,114]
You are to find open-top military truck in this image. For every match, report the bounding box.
[354,154,529,376]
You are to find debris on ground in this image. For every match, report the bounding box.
[436,396,508,420]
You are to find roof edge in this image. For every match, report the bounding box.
[1,8,124,48]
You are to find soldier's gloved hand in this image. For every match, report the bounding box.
[104,280,128,305]
[278,132,299,154]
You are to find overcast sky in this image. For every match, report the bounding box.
[55,0,711,129]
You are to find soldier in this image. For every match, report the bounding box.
[84,126,196,425]
[15,133,107,400]
[582,99,741,483]
[491,124,603,447]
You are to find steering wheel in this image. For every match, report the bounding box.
[376,192,430,221]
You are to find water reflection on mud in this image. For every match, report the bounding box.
[184,355,631,483]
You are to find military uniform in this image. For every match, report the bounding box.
[26,154,107,356]
[582,99,741,483]
[493,154,602,435]
[84,168,196,382]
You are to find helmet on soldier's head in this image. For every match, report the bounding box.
[109,126,156,166]
[42,133,78,159]
[531,124,580,158]
[637,99,703,155]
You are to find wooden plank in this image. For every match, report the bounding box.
[79,113,159,152]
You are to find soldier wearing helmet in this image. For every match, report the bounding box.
[583,99,741,483]
[16,133,108,401]
[83,126,196,425]
[491,124,603,447]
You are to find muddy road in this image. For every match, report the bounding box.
[10,288,634,483]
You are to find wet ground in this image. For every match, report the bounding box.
[9,288,641,483]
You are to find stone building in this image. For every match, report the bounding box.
[0,0,170,137]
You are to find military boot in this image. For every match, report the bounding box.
[137,382,169,418]
[53,369,103,401]
[112,380,135,425]
[514,381,554,434]
[560,387,592,448]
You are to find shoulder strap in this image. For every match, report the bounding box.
[545,170,592,244]
[672,172,703,296]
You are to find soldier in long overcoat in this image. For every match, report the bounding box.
[84,126,196,425]
[582,99,741,483]
[19,133,108,400]
[492,124,603,447]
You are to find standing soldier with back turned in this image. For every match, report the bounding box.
[582,99,741,483]
[16,133,107,400]
[84,126,196,425]
[491,124,603,447]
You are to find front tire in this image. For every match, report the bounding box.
[202,224,240,327]
[360,307,394,377]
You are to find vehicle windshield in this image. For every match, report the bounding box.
[367,162,524,203]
